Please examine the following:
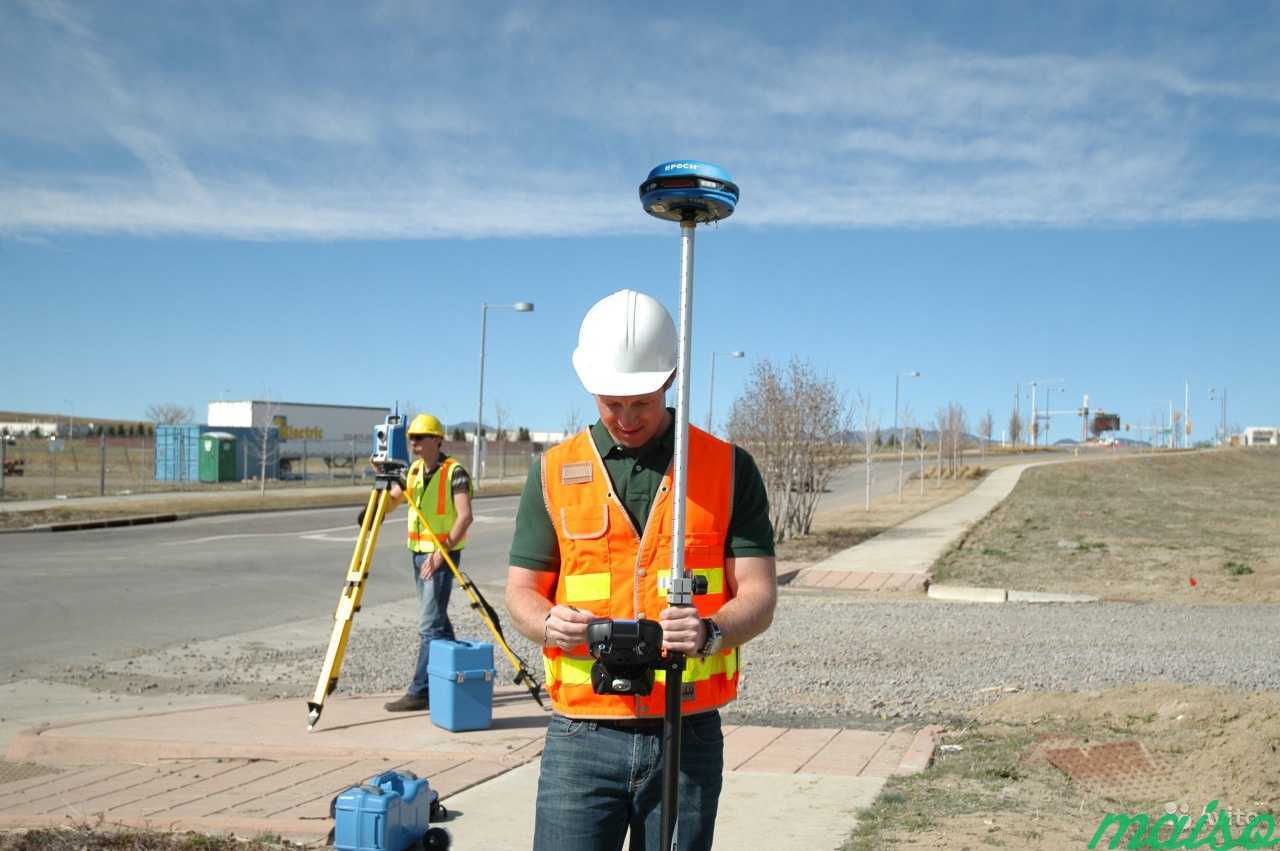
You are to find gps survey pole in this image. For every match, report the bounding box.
[639,161,739,851]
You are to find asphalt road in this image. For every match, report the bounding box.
[0,454,992,681]
[0,496,522,680]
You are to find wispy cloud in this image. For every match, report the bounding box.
[2,1,1278,239]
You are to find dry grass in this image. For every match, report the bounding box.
[933,449,1280,603]
[845,683,1280,850]
[776,476,988,565]
[0,826,302,851]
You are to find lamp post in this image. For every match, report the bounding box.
[474,301,534,480]
[1209,387,1227,446]
[1044,383,1065,447]
[706,350,744,435]
[1026,378,1064,448]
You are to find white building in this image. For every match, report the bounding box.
[0,421,58,437]
[207,401,390,442]
[1243,426,1278,446]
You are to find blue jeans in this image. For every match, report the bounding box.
[408,550,458,698]
[532,711,724,851]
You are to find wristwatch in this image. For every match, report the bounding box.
[698,618,724,657]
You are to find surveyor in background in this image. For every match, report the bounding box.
[368,412,473,713]
[505,289,777,851]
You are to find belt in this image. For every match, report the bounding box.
[595,718,665,731]
[566,711,717,731]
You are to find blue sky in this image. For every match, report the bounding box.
[2,0,1277,441]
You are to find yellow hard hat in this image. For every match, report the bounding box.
[407,413,445,437]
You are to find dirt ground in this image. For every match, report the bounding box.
[847,682,1280,850]
[933,449,1280,603]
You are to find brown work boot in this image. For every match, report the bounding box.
[384,693,429,712]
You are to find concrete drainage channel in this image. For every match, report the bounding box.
[927,584,1099,604]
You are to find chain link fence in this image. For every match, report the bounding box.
[0,435,546,501]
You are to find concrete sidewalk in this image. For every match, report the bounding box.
[790,460,1047,593]
[1,685,940,848]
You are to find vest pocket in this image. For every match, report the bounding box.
[560,504,609,540]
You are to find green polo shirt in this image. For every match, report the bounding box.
[508,412,775,571]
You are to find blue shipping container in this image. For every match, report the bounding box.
[154,425,204,482]
[155,425,279,482]
[427,640,495,732]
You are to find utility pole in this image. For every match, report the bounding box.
[1184,380,1190,448]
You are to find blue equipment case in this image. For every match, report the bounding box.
[428,640,495,732]
[333,769,442,851]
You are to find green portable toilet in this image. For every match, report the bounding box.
[199,432,237,482]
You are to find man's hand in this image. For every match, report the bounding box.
[658,606,707,655]
[544,605,593,650]
[420,550,445,580]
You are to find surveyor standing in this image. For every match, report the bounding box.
[505,289,777,850]
[371,412,473,713]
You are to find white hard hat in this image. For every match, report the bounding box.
[572,290,677,396]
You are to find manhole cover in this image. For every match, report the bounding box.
[1042,739,1173,801]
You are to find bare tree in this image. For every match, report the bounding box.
[494,402,509,479]
[857,393,880,512]
[562,406,583,438]
[934,407,947,487]
[897,404,914,503]
[246,397,282,496]
[1008,409,1023,452]
[978,411,993,464]
[950,403,968,473]
[727,358,850,541]
[915,426,925,497]
[146,403,194,425]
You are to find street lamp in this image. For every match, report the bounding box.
[474,301,534,479]
[706,351,744,435]
[1044,383,1065,446]
[1209,387,1228,446]
[1026,378,1064,448]
[894,371,920,502]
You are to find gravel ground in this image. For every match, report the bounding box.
[42,587,1280,728]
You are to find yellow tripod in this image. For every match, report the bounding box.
[306,470,544,731]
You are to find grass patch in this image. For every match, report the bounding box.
[843,728,1048,850]
[0,826,303,851]
[933,449,1280,602]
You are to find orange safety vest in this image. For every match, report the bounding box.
[541,424,738,719]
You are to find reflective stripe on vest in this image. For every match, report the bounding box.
[407,457,468,553]
[540,424,738,719]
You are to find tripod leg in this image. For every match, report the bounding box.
[399,497,545,707]
[306,486,394,729]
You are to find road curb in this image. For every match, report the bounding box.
[0,488,519,534]
[896,724,945,775]
[927,584,1007,603]
[927,584,1100,604]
